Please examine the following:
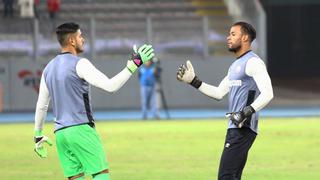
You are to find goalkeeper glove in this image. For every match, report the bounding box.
[226,106,255,128]
[177,60,202,89]
[126,44,155,74]
[34,130,52,158]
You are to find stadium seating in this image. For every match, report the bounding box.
[0,0,232,58]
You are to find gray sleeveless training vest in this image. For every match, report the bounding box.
[44,53,94,132]
[227,51,261,133]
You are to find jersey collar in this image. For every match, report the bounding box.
[59,52,72,55]
[236,50,252,59]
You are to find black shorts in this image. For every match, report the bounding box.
[218,127,257,180]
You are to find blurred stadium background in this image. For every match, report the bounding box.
[0,0,320,180]
[0,0,319,118]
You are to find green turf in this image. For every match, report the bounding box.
[0,118,319,180]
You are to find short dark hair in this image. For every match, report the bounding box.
[56,22,80,46]
[232,21,256,42]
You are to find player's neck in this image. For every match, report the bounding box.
[235,45,251,58]
[61,46,77,56]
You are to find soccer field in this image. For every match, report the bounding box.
[1,118,319,180]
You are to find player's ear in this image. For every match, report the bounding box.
[68,34,76,47]
[242,34,250,43]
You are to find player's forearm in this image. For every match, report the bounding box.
[99,68,132,93]
[246,58,274,111]
[250,91,273,112]
[35,105,48,131]
[198,82,228,100]
[34,74,50,131]
[198,76,229,100]
[85,68,132,93]
[77,58,132,93]
[250,77,273,111]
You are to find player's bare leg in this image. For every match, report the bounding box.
[93,169,110,180]
[68,172,84,180]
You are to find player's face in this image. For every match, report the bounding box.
[74,29,85,54]
[227,25,243,53]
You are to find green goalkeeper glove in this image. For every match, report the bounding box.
[127,44,155,74]
[34,130,52,158]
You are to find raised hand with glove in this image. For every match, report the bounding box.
[34,130,52,158]
[176,60,202,89]
[226,106,255,128]
[127,44,155,74]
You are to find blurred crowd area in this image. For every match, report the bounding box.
[0,0,232,60]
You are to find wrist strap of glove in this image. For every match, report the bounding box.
[34,136,43,143]
[126,60,138,74]
[243,106,255,117]
[34,130,43,143]
[127,53,143,74]
[35,130,42,136]
[190,76,202,89]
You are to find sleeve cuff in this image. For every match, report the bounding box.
[35,130,43,137]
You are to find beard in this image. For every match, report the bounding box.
[75,45,84,54]
[228,44,241,53]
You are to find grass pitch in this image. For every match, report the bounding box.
[0,117,319,180]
